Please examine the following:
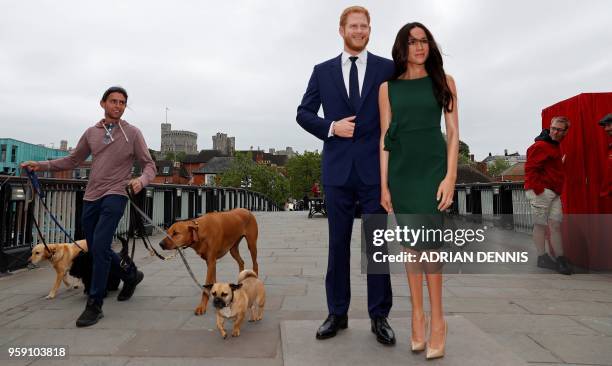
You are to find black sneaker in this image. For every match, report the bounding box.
[117,270,144,301]
[76,299,103,327]
[537,254,557,271]
[556,256,572,275]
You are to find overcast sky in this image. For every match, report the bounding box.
[1,0,610,160]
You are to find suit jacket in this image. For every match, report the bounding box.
[296,52,394,186]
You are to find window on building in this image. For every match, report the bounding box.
[0,144,6,162]
[163,167,170,174]
[10,145,17,162]
[85,169,91,178]
[74,169,80,179]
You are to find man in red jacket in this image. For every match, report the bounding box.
[524,116,572,275]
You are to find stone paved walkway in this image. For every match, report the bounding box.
[1,211,611,365]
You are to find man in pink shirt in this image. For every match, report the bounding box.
[21,86,157,327]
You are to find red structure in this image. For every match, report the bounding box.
[541,93,612,269]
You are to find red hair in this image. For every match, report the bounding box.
[339,6,370,27]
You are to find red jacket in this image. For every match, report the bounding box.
[525,134,564,195]
[602,139,612,197]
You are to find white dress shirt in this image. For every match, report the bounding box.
[329,49,368,137]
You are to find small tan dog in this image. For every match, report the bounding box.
[28,240,88,299]
[205,269,265,338]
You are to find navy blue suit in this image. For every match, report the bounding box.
[296,52,394,318]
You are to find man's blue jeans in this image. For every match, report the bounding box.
[81,194,133,305]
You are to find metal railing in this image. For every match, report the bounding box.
[451,182,532,232]
[0,176,280,272]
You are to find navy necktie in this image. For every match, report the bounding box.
[349,56,360,112]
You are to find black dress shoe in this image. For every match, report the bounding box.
[371,317,396,345]
[316,314,348,340]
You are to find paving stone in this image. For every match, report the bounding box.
[529,333,612,365]
[462,313,597,335]
[446,286,543,299]
[85,310,193,330]
[3,310,76,329]
[442,297,528,314]
[115,329,278,358]
[7,329,136,356]
[532,288,612,302]
[0,295,42,313]
[512,299,612,317]
[491,333,560,363]
[571,316,612,336]
[124,356,282,366]
[29,356,130,366]
[282,316,527,366]
[2,211,612,364]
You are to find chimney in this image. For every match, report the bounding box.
[488,152,492,157]
[469,154,474,162]
[504,149,508,156]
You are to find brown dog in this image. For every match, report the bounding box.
[28,240,88,299]
[159,208,258,315]
[205,269,265,338]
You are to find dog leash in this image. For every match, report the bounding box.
[124,186,177,261]
[24,169,87,253]
[124,186,205,290]
[20,181,55,258]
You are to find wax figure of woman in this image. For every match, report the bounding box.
[379,22,459,359]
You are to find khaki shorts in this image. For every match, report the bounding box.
[525,188,563,225]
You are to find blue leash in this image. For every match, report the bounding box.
[25,169,86,252]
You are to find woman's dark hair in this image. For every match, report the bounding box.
[391,22,454,112]
[101,86,128,102]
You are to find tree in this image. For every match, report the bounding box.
[488,158,512,177]
[164,152,175,161]
[458,153,473,165]
[459,140,470,158]
[163,151,186,162]
[285,151,322,198]
[457,139,479,167]
[219,152,290,206]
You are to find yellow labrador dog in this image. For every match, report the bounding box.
[28,240,88,299]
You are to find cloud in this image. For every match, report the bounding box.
[1,0,610,160]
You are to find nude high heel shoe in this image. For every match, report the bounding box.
[411,314,428,352]
[426,319,447,360]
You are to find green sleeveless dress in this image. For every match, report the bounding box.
[384,76,447,250]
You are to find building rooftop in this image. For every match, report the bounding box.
[182,149,225,164]
[196,156,235,174]
[500,162,526,177]
[457,164,494,184]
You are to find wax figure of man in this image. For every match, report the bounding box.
[296,6,396,345]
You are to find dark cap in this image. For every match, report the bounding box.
[599,113,612,126]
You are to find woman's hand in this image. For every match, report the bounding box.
[381,188,394,213]
[436,176,456,211]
